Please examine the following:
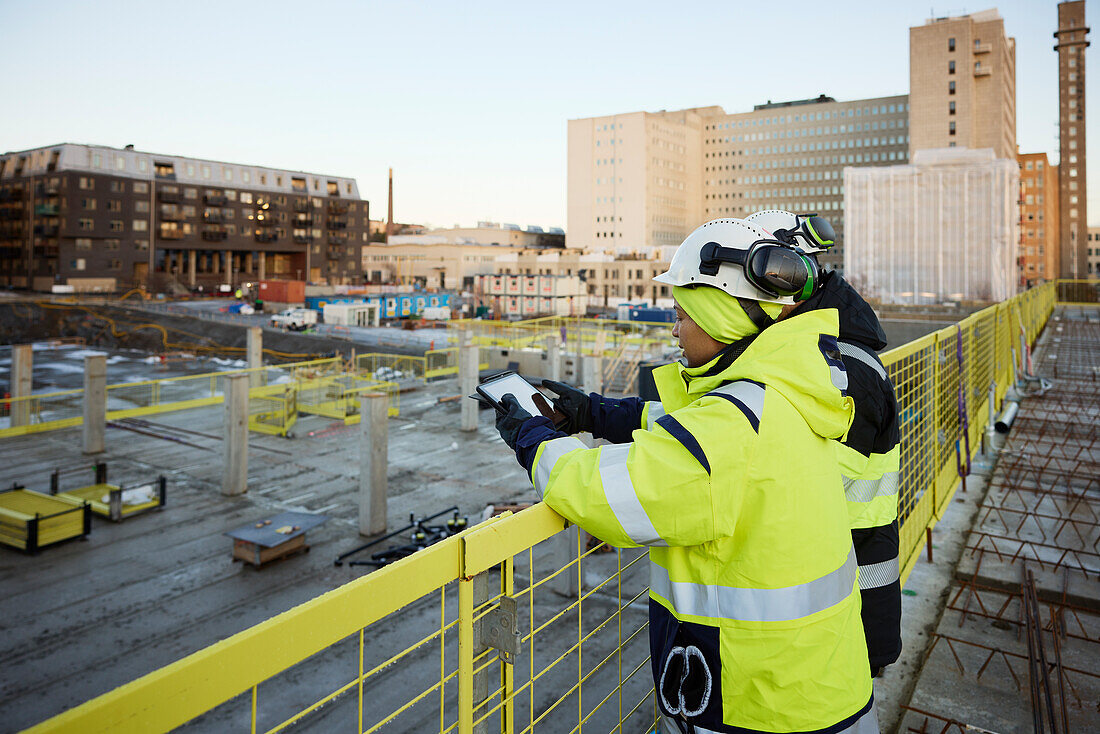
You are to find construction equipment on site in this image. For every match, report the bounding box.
[334,506,468,567]
[226,512,328,568]
[49,461,167,522]
[0,483,91,553]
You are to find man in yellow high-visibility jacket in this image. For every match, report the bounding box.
[495,219,878,733]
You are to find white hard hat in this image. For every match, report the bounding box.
[653,218,820,304]
[745,210,836,254]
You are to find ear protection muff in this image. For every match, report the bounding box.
[698,239,822,301]
[744,240,821,300]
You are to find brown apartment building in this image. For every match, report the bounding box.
[0,144,368,292]
[1017,152,1060,285]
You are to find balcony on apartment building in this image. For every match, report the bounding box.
[293,234,313,245]
[294,216,314,226]
[159,227,186,240]
[33,245,59,258]
[33,224,59,237]
[203,193,227,206]
[0,189,25,203]
[203,210,224,223]
[254,231,278,243]
[158,190,180,203]
[34,204,59,216]
[327,202,349,215]
[35,183,60,197]
[294,199,312,213]
[327,218,348,230]
[327,235,348,246]
[159,205,185,221]
[326,248,344,260]
[254,216,275,228]
[202,227,228,242]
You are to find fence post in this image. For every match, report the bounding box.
[222,374,249,496]
[11,344,32,427]
[82,354,106,455]
[247,327,262,389]
[460,332,479,432]
[358,393,388,536]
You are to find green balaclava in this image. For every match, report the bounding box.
[673,285,783,344]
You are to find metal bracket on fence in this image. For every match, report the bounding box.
[480,595,520,664]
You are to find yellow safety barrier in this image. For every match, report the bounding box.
[26,281,1071,734]
[354,352,427,381]
[0,389,84,437]
[424,347,490,380]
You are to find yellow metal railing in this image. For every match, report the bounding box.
[21,280,1076,734]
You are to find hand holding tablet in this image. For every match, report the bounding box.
[471,371,567,429]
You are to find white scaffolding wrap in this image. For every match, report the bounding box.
[843,148,1019,304]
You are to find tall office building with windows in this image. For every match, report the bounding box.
[1054,0,1089,278]
[0,144,368,292]
[568,95,910,272]
[909,9,1016,159]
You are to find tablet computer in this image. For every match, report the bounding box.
[473,371,566,428]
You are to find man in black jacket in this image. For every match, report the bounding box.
[747,210,903,676]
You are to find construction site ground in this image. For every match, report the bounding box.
[3,305,1094,732]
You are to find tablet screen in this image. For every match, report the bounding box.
[478,373,544,416]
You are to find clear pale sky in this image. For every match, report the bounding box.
[0,0,1095,229]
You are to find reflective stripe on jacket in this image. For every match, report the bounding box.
[534,309,875,733]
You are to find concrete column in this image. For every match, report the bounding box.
[188,251,197,287]
[581,355,603,395]
[212,251,220,274]
[358,393,388,536]
[221,374,249,496]
[258,252,266,279]
[82,354,106,455]
[10,344,32,427]
[546,336,562,382]
[246,327,262,388]
[460,331,479,432]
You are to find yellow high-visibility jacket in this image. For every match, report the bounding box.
[531,309,877,733]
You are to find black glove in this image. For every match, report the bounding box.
[495,394,533,450]
[541,380,593,435]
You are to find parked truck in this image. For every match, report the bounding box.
[270,308,318,331]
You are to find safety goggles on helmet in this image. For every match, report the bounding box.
[746,210,836,254]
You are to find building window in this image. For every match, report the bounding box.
[949,101,956,115]
[104,239,120,250]
[948,37,955,52]
[135,239,149,251]
[107,200,121,212]
[109,180,124,193]
[135,201,149,213]
[948,60,955,74]
[240,192,253,204]
[78,218,94,230]
[133,181,149,194]
[133,219,148,232]
[107,259,121,270]
[71,258,86,271]
[82,198,96,210]
[202,165,211,179]
[79,177,94,190]
[949,81,956,95]
[184,187,197,199]
[74,238,92,251]
[109,220,123,232]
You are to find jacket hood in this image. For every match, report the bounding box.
[656,308,854,440]
[792,272,888,351]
